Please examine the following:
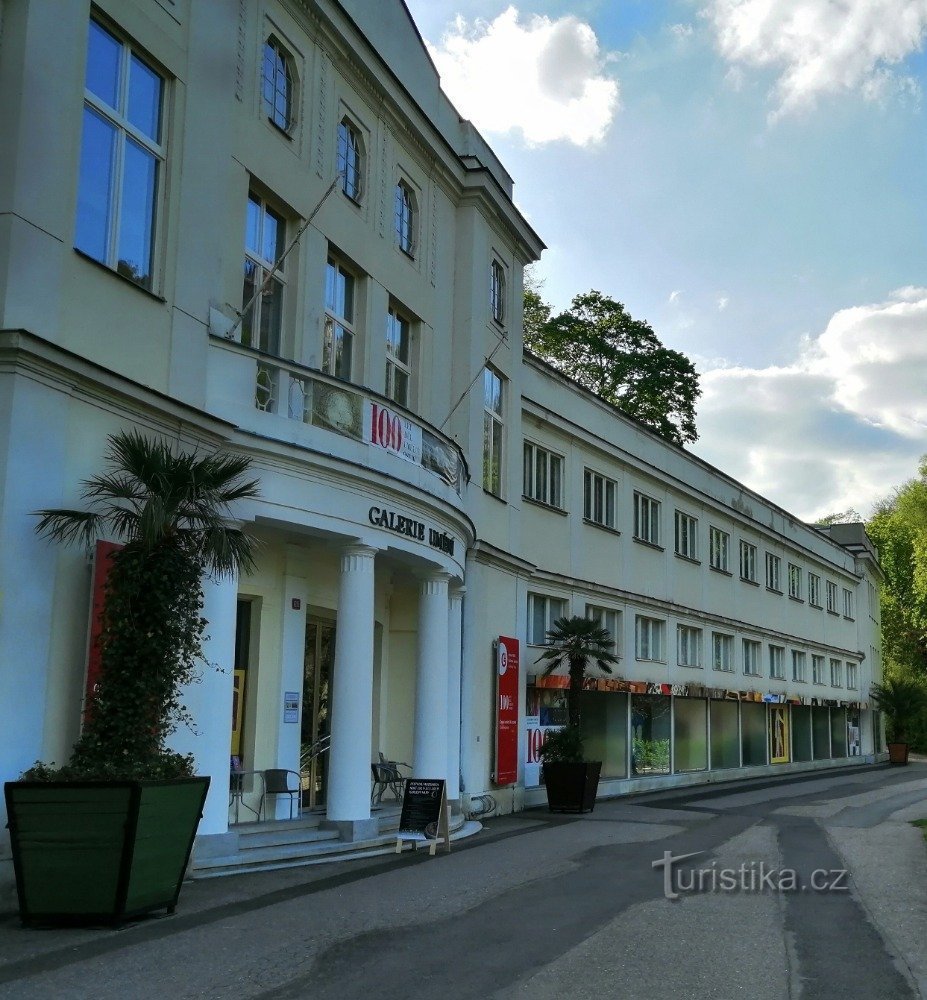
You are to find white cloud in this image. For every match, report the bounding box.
[693,289,927,519]
[717,295,729,311]
[702,0,927,118]
[424,6,620,146]
[669,289,683,303]
[670,23,695,39]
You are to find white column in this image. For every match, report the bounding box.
[414,572,451,778]
[274,573,308,818]
[446,586,465,802]
[169,570,238,835]
[326,545,377,825]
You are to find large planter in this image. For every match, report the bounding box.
[543,761,602,813]
[4,776,209,926]
[887,742,910,765]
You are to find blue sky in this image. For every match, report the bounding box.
[404,0,927,520]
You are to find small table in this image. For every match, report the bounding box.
[229,770,263,824]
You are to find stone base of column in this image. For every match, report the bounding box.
[321,817,380,842]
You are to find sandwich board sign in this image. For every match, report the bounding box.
[395,778,450,856]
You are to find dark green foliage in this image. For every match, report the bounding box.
[524,288,701,447]
[538,724,584,764]
[535,615,619,731]
[870,676,927,744]
[30,431,259,780]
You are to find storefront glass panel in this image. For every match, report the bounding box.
[631,694,671,775]
[812,706,832,758]
[741,702,767,766]
[674,698,707,772]
[830,708,847,757]
[791,706,812,762]
[581,691,628,777]
[710,700,740,769]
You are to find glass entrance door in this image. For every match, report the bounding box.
[302,619,335,809]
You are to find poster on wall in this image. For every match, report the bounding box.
[493,636,519,785]
[770,705,790,763]
[525,715,565,786]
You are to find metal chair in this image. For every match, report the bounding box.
[370,753,409,805]
[261,768,302,820]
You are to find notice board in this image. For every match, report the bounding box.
[396,778,450,856]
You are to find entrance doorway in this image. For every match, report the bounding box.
[302,618,335,809]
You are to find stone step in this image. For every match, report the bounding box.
[238,826,341,850]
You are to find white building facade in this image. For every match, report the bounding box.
[0,0,882,894]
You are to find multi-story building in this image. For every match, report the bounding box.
[0,0,882,892]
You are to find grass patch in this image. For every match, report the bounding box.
[912,819,927,843]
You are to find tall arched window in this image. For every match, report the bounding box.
[263,38,293,132]
[337,118,363,202]
[394,180,416,257]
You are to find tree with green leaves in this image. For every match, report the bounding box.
[523,283,701,447]
[33,430,260,778]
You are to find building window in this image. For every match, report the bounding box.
[788,563,802,600]
[587,604,621,656]
[809,573,821,607]
[826,580,838,613]
[830,658,843,687]
[847,663,858,690]
[677,625,702,667]
[337,118,363,202]
[675,511,698,560]
[812,654,825,685]
[385,305,412,407]
[490,260,506,324]
[262,38,293,132]
[527,593,568,645]
[712,633,733,672]
[769,645,784,680]
[634,492,661,545]
[324,257,356,380]
[739,541,757,582]
[482,367,504,495]
[394,180,416,257]
[635,616,665,661]
[242,193,285,355]
[843,588,854,619]
[765,553,781,592]
[523,442,564,508]
[584,470,616,529]
[743,639,762,676]
[709,527,730,572]
[791,650,807,683]
[76,18,165,290]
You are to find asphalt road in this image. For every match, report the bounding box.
[1,763,926,999]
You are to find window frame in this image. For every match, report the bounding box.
[262,36,295,134]
[394,179,417,258]
[583,469,617,529]
[76,17,167,292]
[242,191,286,356]
[846,663,858,690]
[830,658,843,687]
[769,645,785,680]
[843,587,854,619]
[826,580,838,613]
[490,259,506,326]
[385,303,413,407]
[709,526,730,572]
[765,552,781,592]
[523,441,565,509]
[527,592,568,646]
[586,604,622,657]
[712,632,734,672]
[812,654,826,685]
[791,650,807,683]
[739,540,757,583]
[677,624,702,667]
[635,615,665,662]
[482,367,504,496]
[634,492,661,546]
[323,255,357,381]
[743,639,762,676]
[809,573,821,607]
[337,117,364,203]
[674,511,698,560]
[788,563,802,600]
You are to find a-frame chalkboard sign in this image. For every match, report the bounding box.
[395,778,451,856]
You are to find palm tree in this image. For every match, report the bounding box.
[535,616,619,729]
[34,430,259,777]
[870,675,927,744]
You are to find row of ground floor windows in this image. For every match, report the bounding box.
[528,689,863,784]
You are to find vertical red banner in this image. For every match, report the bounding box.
[84,540,122,723]
[494,636,519,785]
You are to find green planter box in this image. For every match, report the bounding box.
[543,761,602,813]
[5,776,209,926]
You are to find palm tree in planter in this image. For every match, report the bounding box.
[5,430,259,926]
[870,675,927,765]
[535,616,619,812]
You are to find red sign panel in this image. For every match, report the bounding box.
[494,636,519,785]
[85,540,122,723]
